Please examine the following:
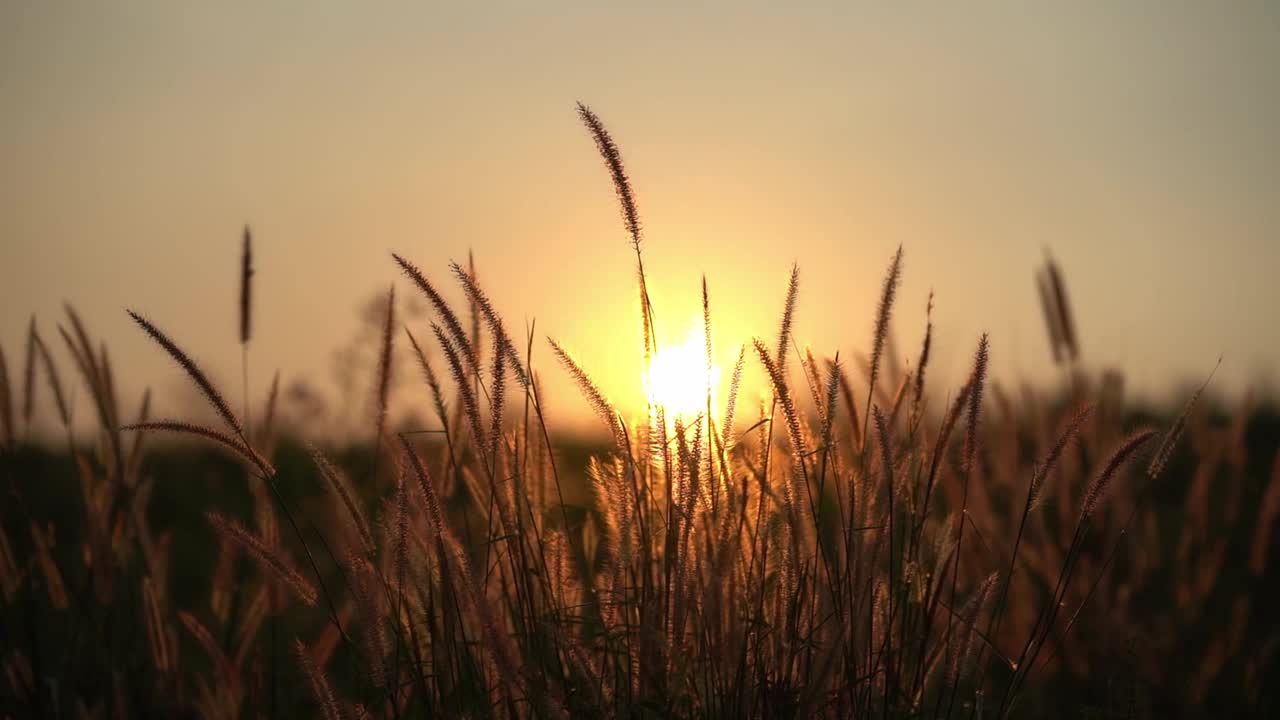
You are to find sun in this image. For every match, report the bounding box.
[645,327,720,420]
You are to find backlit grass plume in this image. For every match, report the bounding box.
[30,324,69,429]
[962,333,990,475]
[374,284,395,443]
[127,310,242,436]
[21,315,36,433]
[578,102,657,365]
[240,225,253,345]
[1081,428,1158,518]
[866,246,902,442]
[393,252,476,378]
[549,337,622,443]
[206,512,318,607]
[0,344,12,449]
[451,260,528,388]
[577,102,642,251]
[775,263,799,373]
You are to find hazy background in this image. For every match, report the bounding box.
[3,3,1277,433]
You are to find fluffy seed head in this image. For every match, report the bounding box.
[374,284,395,441]
[1028,404,1093,511]
[1148,359,1218,481]
[392,253,476,377]
[578,102,642,251]
[128,310,242,436]
[240,225,253,344]
[123,420,274,477]
[868,246,904,407]
[549,337,622,443]
[294,638,343,720]
[962,334,990,475]
[775,264,800,374]
[22,317,36,430]
[1082,428,1158,518]
[205,512,317,607]
[0,344,13,448]
[451,260,529,388]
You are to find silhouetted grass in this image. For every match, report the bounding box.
[0,106,1276,720]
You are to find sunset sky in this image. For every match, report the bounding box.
[3,3,1277,434]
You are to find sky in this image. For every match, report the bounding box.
[2,3,1277,436]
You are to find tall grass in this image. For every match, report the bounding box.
[0,106,1276,719]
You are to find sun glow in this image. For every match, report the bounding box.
[644,328,720,420]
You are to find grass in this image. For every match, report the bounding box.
[0,105,1278,719]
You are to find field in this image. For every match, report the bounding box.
[1,106,1277,719]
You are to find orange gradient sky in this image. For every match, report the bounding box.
[2,4,1277,434]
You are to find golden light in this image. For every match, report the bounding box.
[644,326,720,420]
